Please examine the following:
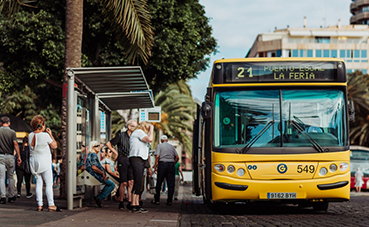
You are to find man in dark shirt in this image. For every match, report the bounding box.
[0,116,21,204]
[107,119,137,210]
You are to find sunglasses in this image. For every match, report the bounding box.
[93,145,100,148]
[81,145,85,147]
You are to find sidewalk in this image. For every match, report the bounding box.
[0,183,193,227]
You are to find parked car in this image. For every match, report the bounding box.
[350,145,369,190]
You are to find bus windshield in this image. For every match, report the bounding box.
[214,89,347,151]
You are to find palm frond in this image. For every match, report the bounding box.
[101,0,154,64]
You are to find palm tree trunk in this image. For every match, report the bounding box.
[60,0,83,198]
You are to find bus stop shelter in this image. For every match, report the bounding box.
[65,66,154,210]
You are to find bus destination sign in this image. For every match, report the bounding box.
[224,61,338,83]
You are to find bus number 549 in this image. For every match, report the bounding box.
[297,165,315,173]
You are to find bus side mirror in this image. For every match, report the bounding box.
[201,102,213,119]
[348,99,355,121]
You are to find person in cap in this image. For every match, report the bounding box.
[0,116,21,204]
[152,135,179,206]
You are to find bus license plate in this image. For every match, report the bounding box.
[267,192,297,199]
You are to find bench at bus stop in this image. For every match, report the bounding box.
[74,170,120,208]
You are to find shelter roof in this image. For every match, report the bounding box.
[69,66,154,110]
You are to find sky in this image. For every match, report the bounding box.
[188,0,353,102]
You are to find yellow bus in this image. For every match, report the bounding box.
[192,58,354,211]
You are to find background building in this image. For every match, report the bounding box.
[246,20,369,74]
[350,0,369,25]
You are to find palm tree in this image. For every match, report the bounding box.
[153,81,196,156]
[111,110,126,136]
[348,71,369,146]
[1,0,154,197]
[0,86,38,119]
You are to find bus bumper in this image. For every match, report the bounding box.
[212,171,350,202]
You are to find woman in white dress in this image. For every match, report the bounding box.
[29,115,60,212]
[355,167,364,192]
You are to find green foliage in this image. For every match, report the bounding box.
[143,0,217,93]
[153,80,196,156]
[348,71,369,146]
[0,3,65,93]
[111,110,126,137]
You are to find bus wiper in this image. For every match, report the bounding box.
[290,120,326,153]
[238,120,275,154]
[293,115,306,127]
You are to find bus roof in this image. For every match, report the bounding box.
[213,57,345,64]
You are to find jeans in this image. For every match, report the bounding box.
[174,175,180,198]
[0,154,15,198]
[154,162,175,203]
[96,179,115,201]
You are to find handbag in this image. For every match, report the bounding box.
[19,146,31,174]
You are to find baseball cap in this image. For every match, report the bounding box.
[161,135,168,140]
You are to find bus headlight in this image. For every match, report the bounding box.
[214,164,225,172]
[237,168,245,176]
[339,162,349,171]
[329,164,337,172]
[319,167,328,176]
[227,165,235,173]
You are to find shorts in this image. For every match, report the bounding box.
[117,156,133,183]
[129,157,146,195]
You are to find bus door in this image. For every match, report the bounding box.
[192,104,202,196]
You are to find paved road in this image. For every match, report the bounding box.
[180,190,369,227]
[2,184,369,226]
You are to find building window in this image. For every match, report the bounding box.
[307,50,313,57]
[315,37,330,43]
[362,6,369,12]
[362,50,367,58]
[354,50,360,58]
[347,69,352,74]
[362,70,368,74]
[316,50,322,57]
[276,50,282,57]
[300,50,304,57]
[323,50,330,57]
[331,50,337,58]
[292,49,298,57]
[348,50,352,58]
[340,50,345,58]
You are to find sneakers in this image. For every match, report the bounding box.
[8,196,16,203]
[130,206,140,213]
[94,196,102,208]
[139,207,148,213]
[118,202,124,210]
[0,198,6,204]
[26,193,33,199]
[130,206,148,213]
[17,193,21,198]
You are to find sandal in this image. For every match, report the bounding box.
[37,206,43,211]
[48,205,62,212]
[151,200,160,205]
